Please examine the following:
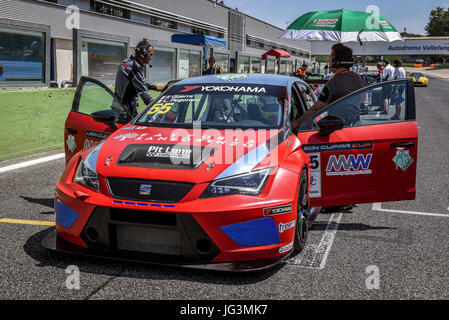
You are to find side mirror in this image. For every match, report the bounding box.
[316,115,344,137]
[91,110,118,130]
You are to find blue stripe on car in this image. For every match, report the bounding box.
[55,199,80,229]
[220,217,281,246]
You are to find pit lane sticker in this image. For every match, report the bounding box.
[303,141,373,153]
[278,220,296,233]
[326,154,373,176]
[309,153,321,198]
[264,204,292,216]
[66,135,76,153]
[146,145,192,160]
[393,150,414,171]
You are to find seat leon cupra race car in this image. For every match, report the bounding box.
[42,74,418,271]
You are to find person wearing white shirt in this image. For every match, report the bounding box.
[379,59,396,115]
[391,59,407,120]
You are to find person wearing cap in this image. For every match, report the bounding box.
[114,39,166,122]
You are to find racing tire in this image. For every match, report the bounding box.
[294,169,309,252]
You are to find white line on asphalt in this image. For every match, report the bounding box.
[372,203,449,218]
[0,153,64,174]
[288,212,343,269]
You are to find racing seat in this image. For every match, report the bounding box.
[247,103,265,123]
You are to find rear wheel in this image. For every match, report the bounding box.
[294,169,309,252]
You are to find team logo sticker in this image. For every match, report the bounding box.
[264,204,292,216]
[278,220,296,233]
[326,154,373,176]
[393,150,414,171]
[66,135,76,153]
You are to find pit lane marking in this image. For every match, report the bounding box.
[0,218,55,226]
[372,203,449,218]
[288,212,343,269]
[0,153,64,174]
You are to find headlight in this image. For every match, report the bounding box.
[74,142,104,191]
[200,168,272,198]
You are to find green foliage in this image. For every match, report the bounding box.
[425,7,449,36]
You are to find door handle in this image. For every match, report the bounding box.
[391,142,415,148]
[66,128,78,134]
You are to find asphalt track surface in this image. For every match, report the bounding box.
[1,78,448,301]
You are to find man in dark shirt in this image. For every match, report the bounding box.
[292,43,365,129]
[114,39,166,121]
[202,56,223,75]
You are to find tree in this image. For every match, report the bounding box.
[425,7,449,36]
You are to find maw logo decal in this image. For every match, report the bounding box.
[326,154,373,176]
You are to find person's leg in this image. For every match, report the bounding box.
[391,103,401,120]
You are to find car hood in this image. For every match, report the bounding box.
[94,124,286,184]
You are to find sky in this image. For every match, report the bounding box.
[221,0,449,35]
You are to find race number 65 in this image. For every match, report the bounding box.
[148,103,173,115]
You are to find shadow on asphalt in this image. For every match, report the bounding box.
[24,228,285,285]
[311,222,396,232]
[20,196,54,209]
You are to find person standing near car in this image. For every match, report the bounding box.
[292,43,365,129]
[203,56,223,75]
[378,58,395,114]
[114,39,166,122]
[390,59,407,120]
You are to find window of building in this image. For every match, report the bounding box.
[80,37,127,82]
[91,0,130,19]
[192,27,210,35]
[251,57,261,73]
[179,49,201,79]
[151,46,176,81]
[286,60,293,75]
[215,53,229,73]
[280,59,287,75]
[151,16,177,29]
[0,26,46,82]
[266,58,276,74]
[238,55,250,73]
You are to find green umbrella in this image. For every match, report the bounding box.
[280,9,403,44]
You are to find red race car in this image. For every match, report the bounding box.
[42,74,418,271]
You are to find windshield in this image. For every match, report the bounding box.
[135,84,286,129]
[410,73,424,78]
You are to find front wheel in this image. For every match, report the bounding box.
[294,169,309,252]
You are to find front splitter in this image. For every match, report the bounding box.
[41,229,291,272]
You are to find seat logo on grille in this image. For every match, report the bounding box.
[139,184,152,196]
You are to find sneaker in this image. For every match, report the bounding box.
[380,110,388,115]
[374,107,384,111]
[390,115,400,120]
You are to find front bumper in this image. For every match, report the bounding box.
[44,167,302,271]
[42,229,292,272]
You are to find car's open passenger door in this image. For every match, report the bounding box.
[64,77,127,163]
[296,79,418,207]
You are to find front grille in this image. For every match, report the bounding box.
[107,178,194,203]
[110,208,176,226]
